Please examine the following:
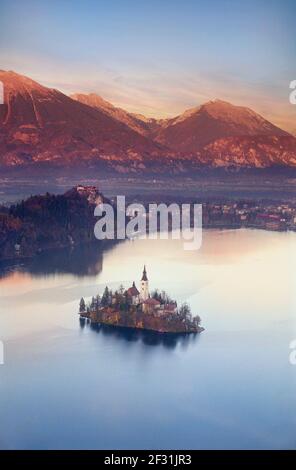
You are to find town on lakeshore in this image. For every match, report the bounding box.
[79,266,203,334]
[2,183,296,262]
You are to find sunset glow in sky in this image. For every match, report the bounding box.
[0,0,295,131]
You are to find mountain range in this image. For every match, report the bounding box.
[1,70,296,173]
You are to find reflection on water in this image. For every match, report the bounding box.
[0,241,118,279]
[86,319,199,349]
[0,229,296,450]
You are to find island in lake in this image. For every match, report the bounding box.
[79,266,203,334]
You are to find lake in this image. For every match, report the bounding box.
[0,229,295,449]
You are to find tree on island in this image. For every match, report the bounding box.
[119,284,125,295]
[179,302,191,320]
[90,296,96,310]
[95,295,101,311]
[119,298,127,311]
[151,289,162,302]
[123,291,130,308]
[79,297,86,313]
[193,315,201,327]
[151,289,174,305]
[161,290,173,304]
[101,286,110,307]
[113,288,129,311]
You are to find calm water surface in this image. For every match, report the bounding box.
[0,229,295,449]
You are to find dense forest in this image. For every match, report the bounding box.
[0,187,107,260]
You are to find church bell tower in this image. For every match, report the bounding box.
[140,265,149,301]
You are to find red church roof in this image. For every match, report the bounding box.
[143,298,160,306]
[126,283,140,297]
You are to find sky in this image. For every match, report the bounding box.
[0,0,295,131]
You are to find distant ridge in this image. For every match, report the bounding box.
[0,70,296,172]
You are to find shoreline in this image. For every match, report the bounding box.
[80,314,205,335]
[0,224,296,266]
[79,311,204,335]
[0,225,294,264]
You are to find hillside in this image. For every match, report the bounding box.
[153,99,289,151]
[0,71,296,172]
[0,70,163,169]
[0,185,106,260]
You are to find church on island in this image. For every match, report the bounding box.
[79,266,203,334]
[125,266,178,315]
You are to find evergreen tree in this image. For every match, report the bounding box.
[151,289,162,302]
[101,286,110,307]
[124,291,130,307]
[96,295,101,310]
[90,296,96,309]
[119,284,125,295]
[79,297,86,313]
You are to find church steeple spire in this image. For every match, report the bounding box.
[141,265,148,281]
[140,265,149,301]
